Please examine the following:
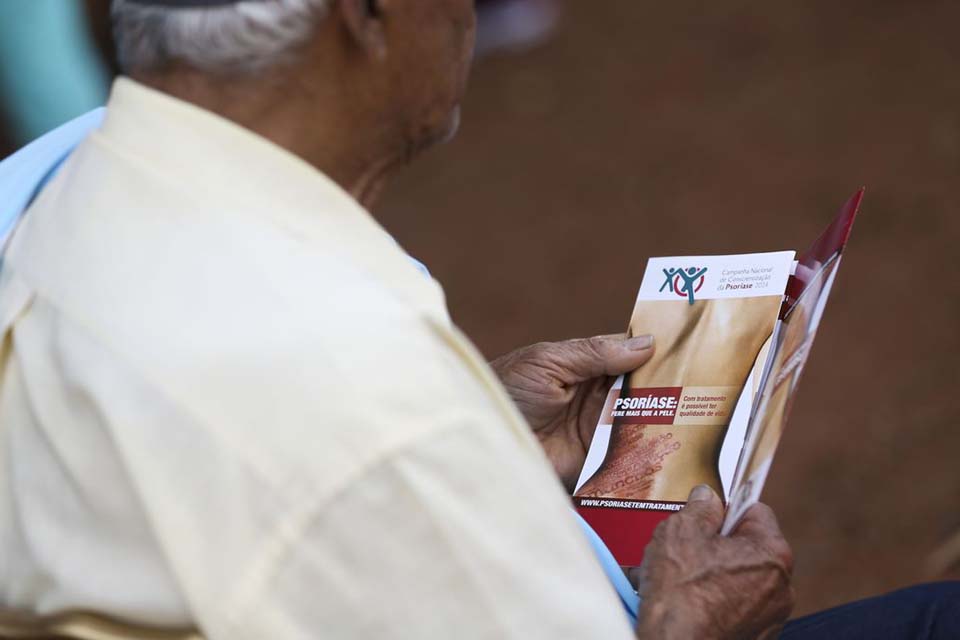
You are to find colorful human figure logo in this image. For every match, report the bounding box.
[660,267,708,305]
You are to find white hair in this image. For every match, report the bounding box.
[112,0,329,74]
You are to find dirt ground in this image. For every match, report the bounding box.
[380,0,960,616]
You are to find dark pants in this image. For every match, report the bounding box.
[782,582,960,639]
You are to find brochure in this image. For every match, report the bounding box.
[573,189,863,567]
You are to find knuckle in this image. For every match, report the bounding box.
[687,510,711,529]
[527,341,553,358]
[759,530,794,574]
[650,518,677,544]
[760,563,794,613]
[753,502,774,516]
[579,336,608,359]
[651,519,670,541]
[775,539,795,575]
[749,502,777,524]
[519,342,559,368]
[679,502,722,533]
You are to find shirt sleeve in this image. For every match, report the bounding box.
[215,420,636,640]
[25,269,637,639]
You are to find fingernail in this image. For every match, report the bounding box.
[627,334,654,350]
[689,484,714,502]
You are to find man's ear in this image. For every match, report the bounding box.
[339,0,387,60]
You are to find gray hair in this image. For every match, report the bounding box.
[112,0,330,74]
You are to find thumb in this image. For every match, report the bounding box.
[561,333,655,381]
[679,484,724,535]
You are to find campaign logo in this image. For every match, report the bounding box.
[659,267,708,305]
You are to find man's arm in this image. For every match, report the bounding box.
[219,421,638,639]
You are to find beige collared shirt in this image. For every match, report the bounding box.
[0,79,633,639]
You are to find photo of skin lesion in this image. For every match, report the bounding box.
[575,295,782,503]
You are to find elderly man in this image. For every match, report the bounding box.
[0,1,957,639]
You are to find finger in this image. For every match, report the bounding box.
[733,503,794,573]
[626,565,643,588]
[559,333,655,381]
[677,484,724,535]
[732,503,781,540]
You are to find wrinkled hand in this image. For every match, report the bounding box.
[491,334,654,491]
[632,486,795,640]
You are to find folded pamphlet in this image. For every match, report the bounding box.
[573,190,863,566]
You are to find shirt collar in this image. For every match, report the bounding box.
[98,77,449,323]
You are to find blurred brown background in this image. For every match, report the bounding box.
[2,0,957,620]
[379,0,960,617]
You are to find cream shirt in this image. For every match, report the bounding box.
[0,79,634,639]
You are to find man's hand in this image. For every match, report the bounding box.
[633,486,795,640]
[491,334,654,490]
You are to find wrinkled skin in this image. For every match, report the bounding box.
[134,0,478,210]
[491,333,655,491]
[632,486,796,640]
[494,337,795,639]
